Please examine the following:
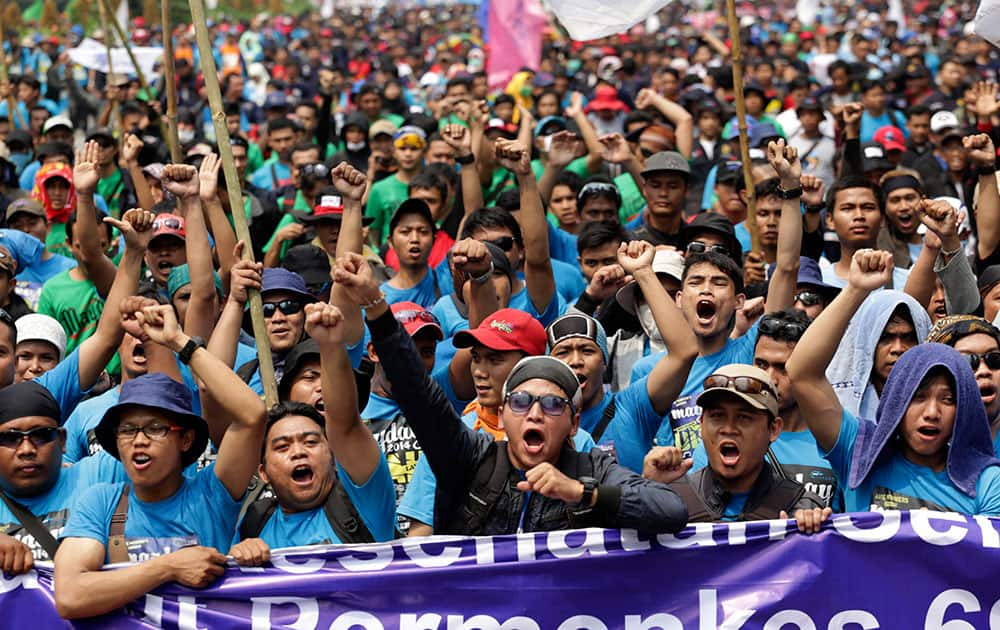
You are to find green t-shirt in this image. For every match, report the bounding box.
[263,190,312,258]
[37,270,120,376]
[382,112,405,128]
[45,222,73,259]
[365,174,409,244]
[248,142,265,175]
[614,171,646,224]
[96,168,125,219]
[530,157,591,182]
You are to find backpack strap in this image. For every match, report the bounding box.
[590,398,617,443]
[454,441,511,535]
[667,472,717,522]
[239,494,280,541]
[236,358,260,385]
[323,478,376,544]
[742,478,808,522]
[0,490,60,559]
[107,485,130,564]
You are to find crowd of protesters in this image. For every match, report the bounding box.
[0,0,998,618]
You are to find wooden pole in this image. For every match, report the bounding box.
[725,0,759,255]
[97,0,176,158]
[0,14,27,130]
[188,0,278,408]
[97,0,121,138]
[161,0,181,163]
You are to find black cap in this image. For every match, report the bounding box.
[278,338,372,405]
[388,198,436,235]
[743,81,766,98]
[5,129,31,152]
[281,244,330,289]
[796,96,823,114]
[979,265,1000,293]
[682,212,742,263]
[86,126,115,143]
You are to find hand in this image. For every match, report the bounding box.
[599,133,633,165]
[137,304,186,350]
[162,164,201,199]
[973,81,999,119]
[635,88,661,111]
[964,133,997,167]
[451,238,492,277]
[642,446,693,485]
[800,174,824,207]
[585,264,631,302]
[743,251,767,285]
[227,242,263,305]
[451,98,472,124]
[106,83,120,102]
[733,296,765,339]
[441,124,472,156]
[119,295,159,342]
[198,153,221,201]
[73,140,101,195]
[470,100,490,129]
[494,139,530,175]
[275,222,305,244]
[517,106,535,132]
[0,533,33,575]
[121,133,144,164]
[163,546,227,588]
[617,240,655,275]
[303,302,347,346]
[838,103,862,136]
[229,538,271,567]
[766,139,801,186]
[516,462,587,504]
[331,161,368,201]
[848,249,894,292]
[333,252,382,305]
[548,130,583,167]
[918,198,960,250]
[105,208,155,252]
[780,507,833,534]
[564,91,585,118]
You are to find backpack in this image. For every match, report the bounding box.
[238,477,375,544]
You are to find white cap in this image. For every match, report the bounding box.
[930,110,961,134]
[42,115,73,134]
[615,249,685,315]
[15,314,67,361]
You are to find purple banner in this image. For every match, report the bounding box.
[7,511,1000,629]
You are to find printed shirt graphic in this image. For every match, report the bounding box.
[366,410,422,533]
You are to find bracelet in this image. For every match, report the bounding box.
[778,185,803,200]
[456,153,475,165]
[978,163,998,177]
[470,262,494,285]
[360,291,386,310]
[941,245,963,258]
[803,203,825,214]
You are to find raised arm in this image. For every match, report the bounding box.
[635,89,694,159]
[618,241,698,414]
[330,162,368,345]
[121,134,154,211]
[599,133,645,189]
[565,92,606,173]
[72,140,119,297]
[448,239,501,400]
[764,139,804,314]
[441,123,484,224]
[306,302,382,484]
[538,131,584,203]
[786,249,894,451]
[206,243,261,371]
[139,304,267,500]
[966,134,1000,262]
[198,157,238,293]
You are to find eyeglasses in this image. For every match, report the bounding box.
[759,317,809,338]
[486,236,515,252]
[116,422,185,441]
[0,426,61,449]
[966,351,1000,371]
[300,163,330,179]
[262,299,304,318]
[686,241,730,256]
[153,217,183,231]
[793,291,825,307]
[505,390,574,416]
[703,374,775,399]
[393,309,439,326]
[579,182,619,198]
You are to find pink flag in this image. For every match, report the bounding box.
[487,0,548,90]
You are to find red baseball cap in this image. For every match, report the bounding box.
[151,213,186,242]
[453,308,545,355]
[874,125,907,153]
[391,302,443,341]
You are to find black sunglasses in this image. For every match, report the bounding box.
[793,291,825,307]
[300,163,330,179]
[262,299,304,318]
[759,316,809,339]
[0,426,61,449]
[967,351,1000,371]
[686,241,730,256]
[486,236,515,252]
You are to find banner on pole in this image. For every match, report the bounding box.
[67,39,163,79]
[486,0,547,89]
[545,0,674,41]
[6,511,1000,629]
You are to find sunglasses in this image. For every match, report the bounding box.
[686,241,730,256]
[0,426,61,449]
[640,147,656,158]
[486,236,515,252]
[759,317,809,338]
[116,422,185,441]
[579,182,619,197]
[394,309,439,326]
[300,163,330,179]
[262,299,304,318]
[153,217,183,231]
[967,351,1000,371]
[703,374,776,399]
[505,390,574,416]
[793,291,825,307]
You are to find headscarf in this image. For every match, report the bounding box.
[849,343,1000,497]
[32,162,76,224]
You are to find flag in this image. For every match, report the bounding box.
[795,0,820,26]
[976,0,1000,48]
[486,0,546,89]
[115,0,130,36]
[545,0,674,41]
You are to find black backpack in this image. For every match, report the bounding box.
[239,477,375,544]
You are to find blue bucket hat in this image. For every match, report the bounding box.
[767,257,840,302]
[261,268,317,304]
[94,373,209,467]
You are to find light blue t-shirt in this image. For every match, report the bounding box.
[62,463,243,561]
[818,256,911,290]
[248,457,396,548]
[0,452,125,560]
[827,409,1000,514]
[35,346,87,423]
[548,224,578,265]
[16,252,76,286]
[63,387,120,464]
[632,321,760,455]
[250,160,291,191]
[509,283,567,328]
[722,492,749,521]
[581,377,662,474]
[380,265,447,309]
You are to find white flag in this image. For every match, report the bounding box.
[977,0,1000,48]
[115,0,129,36]
[68,38,163,78]
[544,0,674,41]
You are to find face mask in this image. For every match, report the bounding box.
[178,129,195,144]
[8,152,31,175]
[346,140,366,152]
[637,303,665,351]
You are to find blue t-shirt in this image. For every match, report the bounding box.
[380,265,447,309]
[860,110,908,144]
[509,283,566,328]
[250,160,291,191]
[34,346,87,423]
[0,453,125,560]
[62,463,243,561]
[581,377,662,474]
[17,252,76,286]
[63,387,120,464]
[548,224,578,265]
[818,256,911,289]
[827,409,1000,514]
[722,492,749,521]
[248,458,396,549]
[735,222,752,256]
[632,321,760,455]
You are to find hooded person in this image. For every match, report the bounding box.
[327,111,371,173]
[825,290,931,419]
[31,162,76,253]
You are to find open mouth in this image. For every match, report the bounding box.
[933,304,947,318]
[917,426,942,438]
[132,453,152,471]
[896,213,914,230]
[291,464,315,485]
[522,429,545,454]
[314,399,326,413]
[696,300,717,325]
[132,343,147,365]
[719,442,740,467]
[157,260,175,272]
[981,384,998,407]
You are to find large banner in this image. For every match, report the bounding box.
[6,511,1000,629]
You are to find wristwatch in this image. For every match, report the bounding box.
[470,262,495,285]
[777,185,803,200]
[579,476,598,506]
[456,153,475,165]
[177,336,206,365]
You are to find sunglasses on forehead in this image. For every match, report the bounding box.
[759,317,809,338]
[686,241,730,256]
[703,374,775,399]
[153,217,183,231]
[793,291,824,307]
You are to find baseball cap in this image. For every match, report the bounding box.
[682,212,742,263]
[5,130,31,152]
[42,115,73,135]
[979,265,1000,294]
[534,115,567,137]
[861,143,894,174]
[796,96,823,114]
[86,127,115,144]
[453,308,546,355]
[295,189,375,226]
[388,198,436,235]
[142,163,165,181]
[369,119,398,140]
[874,125,907,153]
[749,122,783,149]
[150,213,186,244]
[641,150,691,178]
[501,355,583,411]
[546,313,608,363]
[930,110,961,134]
[697,363,779,418]
[391,301,443,341]
[282,244,331,289]
[615,248,685,315]
[5,198,45,222]
[276,338,372,407]
[485,118,519,137]
[15,313,67,360]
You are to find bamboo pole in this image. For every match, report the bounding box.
[96,0,177,158]
[161,0,181,163]
[188,0,278,408]
[725,0,759,255]
[0,14,27,130]
[97,0,121,137]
